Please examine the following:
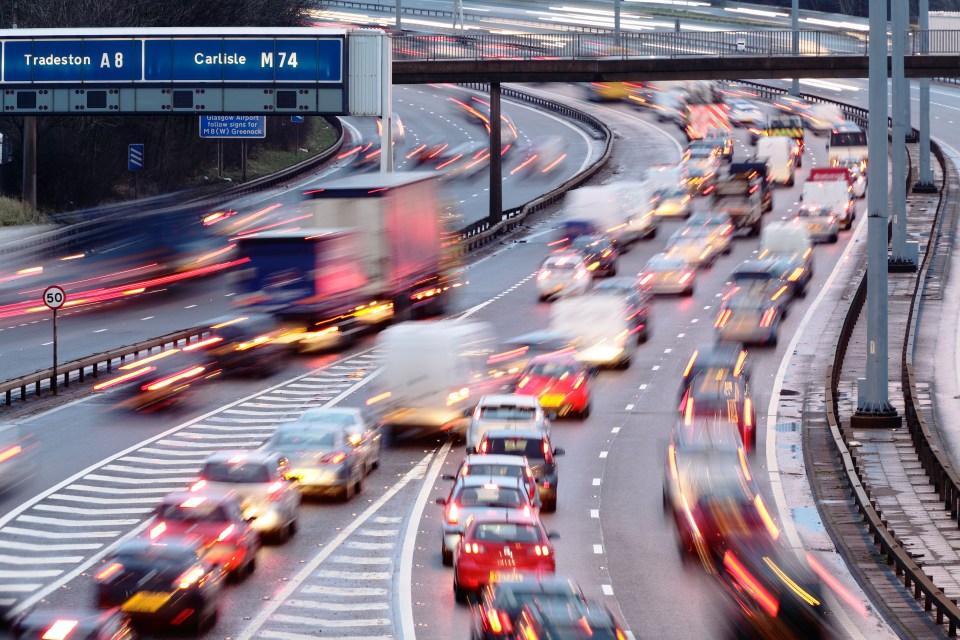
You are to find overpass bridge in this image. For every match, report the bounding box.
[391,30,960,82]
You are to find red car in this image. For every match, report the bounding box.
[146,491,259,580]
[516,355,592,419]
[453,513,558,603]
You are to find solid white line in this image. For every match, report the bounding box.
[0,584,41,593]
[235,451,435,640]
[357,529,398,537]
[312,569,391,580]
[100,465,197,476]
[399,441,453,640]
[65,484,181,494]
[345,541,395,551]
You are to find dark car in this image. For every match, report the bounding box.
[486,330,577,385]
[470,575,587,640]
[92,348,219,412]
[590,277,652,343]
[12,609,136,640]
[477,429,565,512]
[570,233,618,277]
[680,343,751,397]
[729,162,773,212]
[94,538,225,634]
[514,598,628,640]
[203,314,286,377]
[551,219,600,252]
[681,370,757,450]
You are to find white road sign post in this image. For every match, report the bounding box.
[43,285,65,395]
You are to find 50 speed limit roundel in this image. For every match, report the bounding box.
[43,285,66,310]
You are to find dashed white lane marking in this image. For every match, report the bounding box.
[593,544,603,554]
[184,304,197,309]
[625,404,634,411]
[677,333,685,338]
[664,348,672,354]
[651,365,660,371]
[592,478,602,486]
[691,318,699,323]
[602,584,614,596]
[639,384,648,390]
[599,451,609,458]
[92,329,107,333]
[611,427,620,434]
[41,341,52,346]
[140,316,153,320]
[591,509,600,518]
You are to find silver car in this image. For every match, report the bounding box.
[639,253,696,296]
[795,206,839,243]
[466,394,551,453]
[264,410,381,501]
[536,253,590,301]
[193,450,301,543]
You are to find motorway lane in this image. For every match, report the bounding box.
[0,88,863,639]
[0,83,598,381]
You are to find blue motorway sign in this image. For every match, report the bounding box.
[1,36,343,84]
[128,144,144,171]
[199,116,266,139]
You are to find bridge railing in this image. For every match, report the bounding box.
[394,30,869,61]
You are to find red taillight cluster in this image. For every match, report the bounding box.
[484,606,513,634]
[759,308,777,328]
[462,541,484,554]
[533,544,551,557]
[320,452,347,464]
[715,308,732,328]
[446,502,460,525]
[542,440,553,464]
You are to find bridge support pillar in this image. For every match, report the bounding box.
[488,82,502,229]
[21,116,36,211]
[855,0,900,427]
[790,0,800,96]
[890,0,916,272]
[380,32,394,173]
[915,0,937,193]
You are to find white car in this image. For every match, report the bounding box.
[795,207,839,244]
[466,394,551,453]
[536,253,590,301]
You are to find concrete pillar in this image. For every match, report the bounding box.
[889,0,914,269]
[790,0,800,96]
[614,0,622,48]
[380,33,394,173]
[488,82,502,228]
[21,116,36,210]
[395,0,401,31]
[915,0,937,192]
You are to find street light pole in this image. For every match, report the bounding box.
[853,0,900,428]
[614,0,622,48]
[915,0,937,192]
[790,0,800,96]
[395,0,401,31]
[889,0,916,271]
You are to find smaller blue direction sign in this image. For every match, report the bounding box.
[199,116,267,139]
[290,116,305,123]
[128,144,144,171]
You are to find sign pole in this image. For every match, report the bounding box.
[52,308,58,395]
[241,139,247,182]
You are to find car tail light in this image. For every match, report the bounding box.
[484,606,513,634]
[92,365,156,391]
[639,273,653,286]
[217,524,236,543]
[770,285,789,302]
[668,445,679,480]
[518,376,530,389]
[534,545,551,557]
[684,397,695,426]
[190,479,206,492]
[739,447,753,481]
[543,440,553,463]
[479,441,488,454]
[754,495,780,540]
[321,452,348,464]
[177,566,206,589]
[575,269,587,280]
[573,374,586,390]
[149,522,167,540]
[40,620,79,640]
[723,551,780,617]
[95,562,124,582]
[447,502,459,525]
[462,542,484,554]
[142,365,206,392]
[682,351,699,378]
[525,465,534,479]
[0,445,21,464]
[537,270,551,280]
[461,464,470,476]
[679,272,693,284]
[266,480,285,497]
[787,267,805,282]
[759,308,776,328]
[715,309,732,328]
[616,630,628,640]
[745,397,753,428]
[734,350,748,377]
[182,336,224,352]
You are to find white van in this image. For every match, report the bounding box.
[801,180,855,229]
[549,294,638,369]
[756,136,796,186]
[827,121,868,168]
[369,320,497,434]
[761,221,812,257]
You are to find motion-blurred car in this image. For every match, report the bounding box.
[477,429,565,512]
[436,475,537,566]
[486,330,577,384]
[699,130,734,163]
[516,355,593,419]
[192,451,300,543]
[773,94,812,116]
[569,233,618,277]
[146,491,259,579]
[795,206,839,243]
[0,425,33,494]
[651,183,693,218]
[470,575,587,640]
[638,253,695,296]
[453,513,558,602]
[727,98,765,128]
[512,136,567,178]
[684,212,735,254]
[94,538,225,634]
[838,159,867,198]
[263,413,375,501]
[466,394,551,453]
[590,276,652,343]
[12,609,136,640]
[513,598,627,640]
[435,141,490,180]
[680,369,757,450]
[666,230,722,269]
[682,154,720,196]
[444,453,541,509]
[92,348,219,412]
[731,259,797,308]
[680,343,751,397]
[715,284,785,347]
[407,137,449,166]
[536,253,590,301]
[203,314,286,377]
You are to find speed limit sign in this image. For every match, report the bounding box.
[43,285,66,310]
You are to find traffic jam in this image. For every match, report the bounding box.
[0,80,872,640]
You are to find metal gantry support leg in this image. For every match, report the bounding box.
[453,0,465,34]
[890,0,917,271]
[790,0,800,96]
[22,116,36,210]
[853,0,901,428]
[395,0,401,31]
[915,0,938,193]
[488,82,502,229]
[380,33,394,174]
[614,0,622,48]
